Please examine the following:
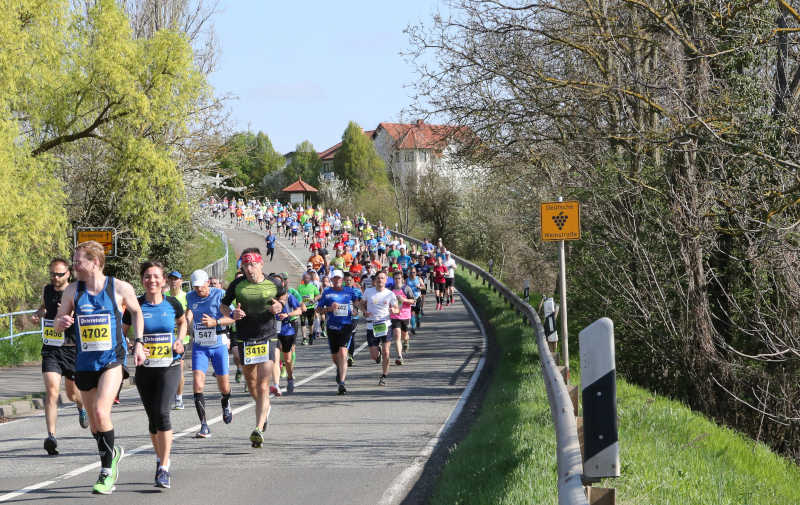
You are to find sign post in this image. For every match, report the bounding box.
[540,197,580,382]
[75,227,117,257]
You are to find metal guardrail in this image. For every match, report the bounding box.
[0,310,41,345]
[1,230,230,345]
[392,230,589,505]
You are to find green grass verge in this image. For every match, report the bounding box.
[0,333,44,367]
[183,230,226,274]
[430,271,800,505]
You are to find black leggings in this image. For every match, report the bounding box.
[135,364,181,434]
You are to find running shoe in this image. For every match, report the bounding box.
[155,468,171,489]
[113,396,120,405]
[235,369,242,383]
[337,383,347,395]
[287,379,295,394]
[395,358,404,366]
[250,428,264,448]
[92,471,115,495]
[301,337,308,346]
[78,408,89,429]
[222,405,233,424]
[347,354,354,367]
[270,385,282,397]
[196,423,211,438]
[173,395,184,410]
[378,375,386,386]
[44,435,58,456]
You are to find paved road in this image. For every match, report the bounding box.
[0,218,484,505]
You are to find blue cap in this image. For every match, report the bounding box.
[168,271,182,279]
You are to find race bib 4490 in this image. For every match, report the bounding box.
[77,314,112,351]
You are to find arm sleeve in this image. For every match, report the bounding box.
[221,277,241,306]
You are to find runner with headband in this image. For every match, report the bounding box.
[220,249,286,447]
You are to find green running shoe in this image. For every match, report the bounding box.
[250,428,264,448]
[92,471,115,495]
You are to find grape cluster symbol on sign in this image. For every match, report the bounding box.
[552,211,568,230]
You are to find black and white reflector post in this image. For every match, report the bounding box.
[542,297,558,343]
[579,317,620,481]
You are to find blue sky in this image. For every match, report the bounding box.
[209,1,443,154]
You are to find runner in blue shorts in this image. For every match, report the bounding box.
[185,269,234,439]
[317,270,362,395]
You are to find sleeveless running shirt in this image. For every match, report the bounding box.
[43,284,75,346]
[73,277,125,372]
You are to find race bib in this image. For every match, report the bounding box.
[142,333,173,367]
[244,341,269,365]
[42,319,64,347]
[373,320,389,337]
[334,303,350,317]
[77,313,112,351]
[194,323,217,346]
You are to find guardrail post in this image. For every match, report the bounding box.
[9,315,13,345]
[580,318,619,482]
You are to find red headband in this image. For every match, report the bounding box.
[241,253,262,264]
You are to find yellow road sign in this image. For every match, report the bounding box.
[76,229,114,255]
[541,201,580,241]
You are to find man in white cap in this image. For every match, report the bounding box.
[185,270,234,438]
[316,270,361,395]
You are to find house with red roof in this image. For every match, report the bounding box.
[372,120,465,180]
[318,120,465,181]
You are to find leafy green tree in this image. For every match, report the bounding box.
[217,131,284,193]
[285,140,322,183]
[333,121,386,192]
[0,0,217,297]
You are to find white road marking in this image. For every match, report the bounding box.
[377,291,487,505]
[0,342,367,502]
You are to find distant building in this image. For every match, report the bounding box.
[317,130,376,178]
[373,120,464,181]
[317,120,465,182]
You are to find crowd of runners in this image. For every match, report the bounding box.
[32,196,459,495]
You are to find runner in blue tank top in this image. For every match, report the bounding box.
[54,240,143,495]
[317,270,362,395]
[121,261,186,489]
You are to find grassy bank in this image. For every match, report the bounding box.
[183,230,226,274]
[429,272,800,505]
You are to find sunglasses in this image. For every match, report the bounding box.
[50,271,68,278]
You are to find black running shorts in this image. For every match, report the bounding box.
[41,345,77,380]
